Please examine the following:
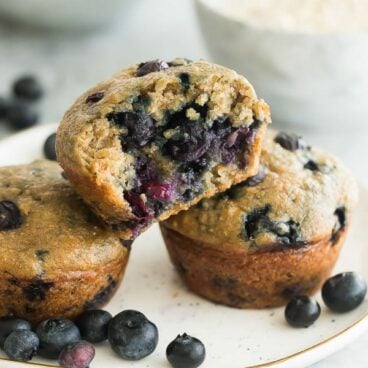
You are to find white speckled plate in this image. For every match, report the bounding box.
[0,124,367,368]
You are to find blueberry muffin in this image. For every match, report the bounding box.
[161,131,358,308]
[56,58,271,240]
[0,160,130,324]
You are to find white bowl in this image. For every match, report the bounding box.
[0,0,136,30]
[195,0,368,132]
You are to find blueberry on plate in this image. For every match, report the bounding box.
[0,316,32,346]
[75,309,112,343]
[4,330,39,362]
[166,333,206,368]
[58,340,95,368]
[36,318,81,359]
[285,295,321,328]
[13,75,43,101]
[43,133,57,161]
[108,310,158,360]
[6,101,39,130]
[322,272,367,313]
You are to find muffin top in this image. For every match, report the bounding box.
[163,131,358,253]
[0,160,127,280]
[56,58,271,239]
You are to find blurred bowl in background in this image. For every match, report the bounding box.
[0,0,135,31]
[195,0,368,132]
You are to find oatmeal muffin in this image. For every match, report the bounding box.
[56,58,271,240]
[161,131,358,308]
[0,160,130,324]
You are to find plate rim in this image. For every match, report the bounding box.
[0,124,367,368]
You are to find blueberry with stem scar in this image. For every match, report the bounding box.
[166,333,206,368]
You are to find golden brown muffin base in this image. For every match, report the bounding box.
[0,255,129,325]
[160,225,346,308]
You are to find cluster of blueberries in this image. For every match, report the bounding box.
[0,309,206,368]
[0,75,43,130]
[284,272,367,328]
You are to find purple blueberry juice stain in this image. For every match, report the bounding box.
[123,191,152,221]
[143,181,176,202]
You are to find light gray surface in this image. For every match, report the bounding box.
[0,1,367,366]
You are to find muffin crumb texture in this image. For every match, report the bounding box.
[0,160,129,324]
[57,58,271,239]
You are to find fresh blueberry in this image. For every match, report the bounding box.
[6,101,39,130]
[275,132,305,151]
[285,296,321,327]
[85,91,104,104]
[13,75,43,101]
[4,330,39,362]
[0,316,32,346]
[0,97,11,119]
[136,59,169,77]
[166,333,206,368]
[75,310,112,343]
[0,200,23,231]
[108,310,159,360]
[36,319,81,359]
[322,272,367,312]
[58,341,95,368]
[43,132,57,161]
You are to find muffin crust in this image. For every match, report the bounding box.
[56,58,271,239]
[0,160,129,324]
[161,131,358,307]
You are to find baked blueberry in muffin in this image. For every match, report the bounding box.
[0,160,129,324]
[161,131,358,308]
[56,58,271,239]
